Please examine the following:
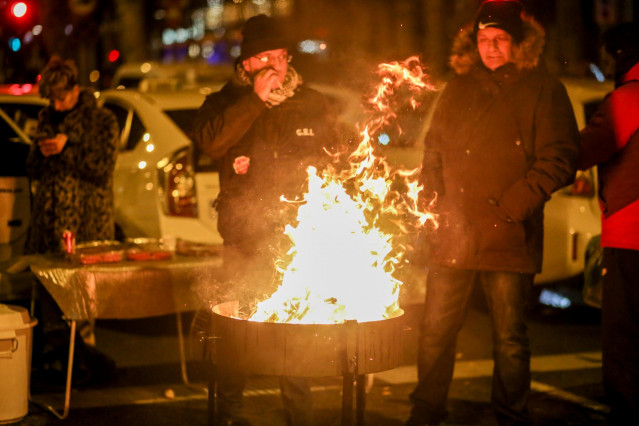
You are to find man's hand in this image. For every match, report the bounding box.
[253,68,280,102]
[38,133,68,157]
[488,198,513,223]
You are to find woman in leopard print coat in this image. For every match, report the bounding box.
[25,58,119,254]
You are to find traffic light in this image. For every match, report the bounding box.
[4,1,35,33]
[10,2,28,19]
[8,36,21,52]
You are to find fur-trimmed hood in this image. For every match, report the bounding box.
[449,13,546,75]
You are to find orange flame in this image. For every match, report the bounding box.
[365,55,437,138]
[249,57,438,324]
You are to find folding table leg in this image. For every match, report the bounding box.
[30,320,76,420]
[176,311,207,392]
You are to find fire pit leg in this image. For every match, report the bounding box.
[342,373,354,426]
[208,368,216,426]
[356,374,366,425]
[341,319,359,426]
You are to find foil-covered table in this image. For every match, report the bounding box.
[29,254,223,321]
[24,253,223,419]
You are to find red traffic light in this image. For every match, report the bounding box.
[11,2,28,19]
[108,49,120,62]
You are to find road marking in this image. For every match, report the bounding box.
[530,380,610,414]
[374,351,608,413]
[374,351,602,384]
[244,384,342,398]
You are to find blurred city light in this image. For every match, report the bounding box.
[539,289,572,309]
[377,133,391,146]
[589,63,606,82]
[202,41,215,59]
[7,83,33,95]
[162,28,177,45]
[89,70,100,83]
[8,37,21,52]
[299,39,328,54]
[108,49,120,62]
[188,43,201,58]
[11,2,28,19]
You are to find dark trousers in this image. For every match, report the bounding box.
[216,368,313,426]
[601,247,639,426]
[216,241,313,425]
[408,266,533,426]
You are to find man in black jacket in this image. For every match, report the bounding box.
[405,1,579,425]
[193,14,340,426]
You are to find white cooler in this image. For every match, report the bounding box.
[0,304,37,424]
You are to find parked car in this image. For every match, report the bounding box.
[110,61,234,90]
[534,77,612,285]
[0,108,31,263]
[0,90,43,302]
[0,74,613,303]
[95,87,222,245]
[0,89,47,262]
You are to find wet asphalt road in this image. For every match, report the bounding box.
[10,301,609,426]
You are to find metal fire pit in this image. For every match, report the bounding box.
[206,300,405,426]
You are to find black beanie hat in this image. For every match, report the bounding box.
[603,22,639,80]
[474,0,525,43]
[240,14,290,60]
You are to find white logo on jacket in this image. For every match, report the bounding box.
[478,21,498,30]
[296,128,315,136]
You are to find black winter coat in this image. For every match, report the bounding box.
[193,77,339,246]
[420,18,579,273]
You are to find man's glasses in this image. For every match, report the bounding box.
[253,53,292,65]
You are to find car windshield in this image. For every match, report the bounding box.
[0,102,42,137]
[164,108,219,172]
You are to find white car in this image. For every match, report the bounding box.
[0,89,47,262]
[0,86,224,249]
[0,88,48,301]
[111,61,234,90]
[527,78,611,284]
[97,87,224,245]
[0,75,614,289]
